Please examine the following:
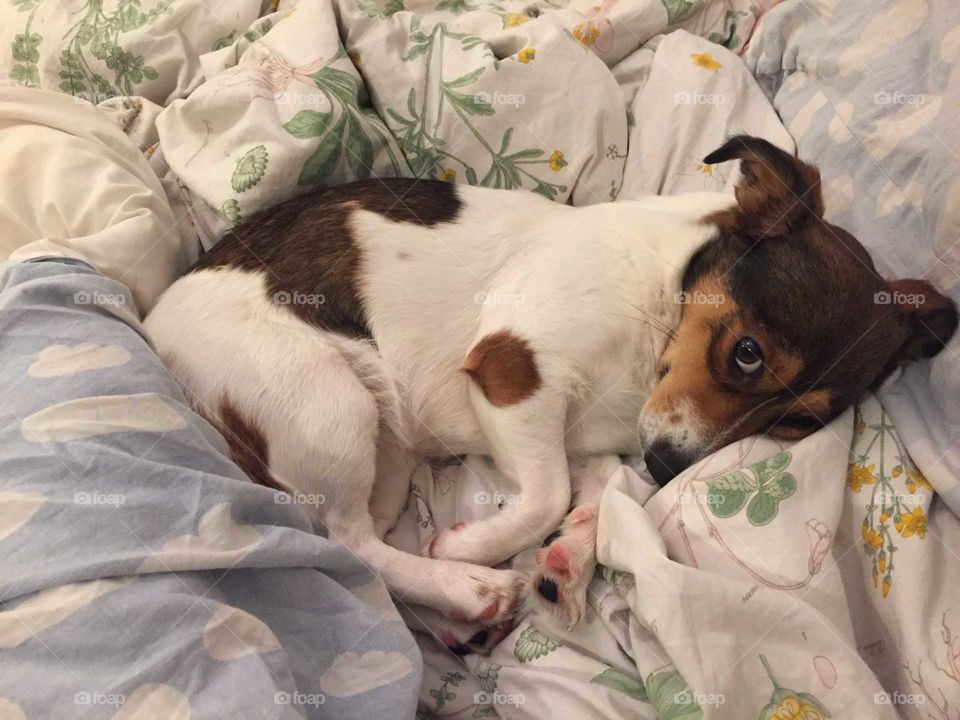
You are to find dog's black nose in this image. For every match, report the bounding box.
[644,441,691,487]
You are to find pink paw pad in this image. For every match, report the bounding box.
[477,597,500,621]
[428,523,467,558]
[537,544,573,574]
[568,507,594,524]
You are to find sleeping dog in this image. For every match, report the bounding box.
[145,136,957,650]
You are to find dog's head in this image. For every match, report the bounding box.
[640,135,958,486]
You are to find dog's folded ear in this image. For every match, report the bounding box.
[704,135,824,239]
[886,279,959,363]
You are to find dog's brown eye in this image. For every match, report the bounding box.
[733,337,763,374]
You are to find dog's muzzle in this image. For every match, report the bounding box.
[643,440,694,487]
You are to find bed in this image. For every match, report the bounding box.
[1,0,957,718]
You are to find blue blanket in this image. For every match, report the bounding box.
[0,258,420,719]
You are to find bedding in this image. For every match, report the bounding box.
[0,257,422,719]
[0,258,420,720]
[0,0,958,718]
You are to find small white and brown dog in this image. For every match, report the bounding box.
[145,136,956,653]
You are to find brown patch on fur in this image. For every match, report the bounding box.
[765,389,835,440]
[191,179,461,337]
[216,398,284,491]
[463,330,542,407]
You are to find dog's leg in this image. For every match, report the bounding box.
[288,376,525,624]
[396,603,513,656]
[199,319,526,624]
[427,343,571,567]
[532,453,620,628]
[369,431,417,540]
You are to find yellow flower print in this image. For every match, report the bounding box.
[895,507,927,539]
[549,150,567,172]
[879,510,890,522]
[696,162,713,176]
[772,697,828,720]
[906,469,931,493]
[847,463,877,492]
[862,526,883,551]
[518,48,536,64]
[892,465,902,477]
[690,52,722,73]
[882,576,891,597]
[438,168,456,183]
[505,13,528,27]
[878,551,887,573]
[573,24,600,46]
[872,564,878,587]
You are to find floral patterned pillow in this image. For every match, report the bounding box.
[1,0,262,105]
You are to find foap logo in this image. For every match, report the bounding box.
[874,290,925,308]
[274,490,326,507]
[74,691,125,707]
[474,491,524,507]
[874,91,926,107]
[674,290,724,307]
[274,91,327,107]
[475,90,525,108]
[273,291,326,307]
[674,91,727,105]
[879,490,927,506]
[74,491,126,508]
[875,690,926,706]
[274,691,326,707]
[74,291,127,308]
[474,291,525,306]
[475,691,526,707]
[673,690,725,708]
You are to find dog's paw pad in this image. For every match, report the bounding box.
[533,523,596,627]
[536,543,574,574]
[437,620,511,656]
[537,577,559,603]
[468,573,526,624]
[568,506,594,524]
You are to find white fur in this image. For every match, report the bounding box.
[145,184,735,631]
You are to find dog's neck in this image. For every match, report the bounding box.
[607,192,735,358]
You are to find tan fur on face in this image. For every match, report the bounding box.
[463,330,542,407]
[646,275,821,444]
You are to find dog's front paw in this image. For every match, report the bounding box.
[438,619,515,657]
[424,522,467,560]
[532,506,598,628]
[459,568,527,625]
